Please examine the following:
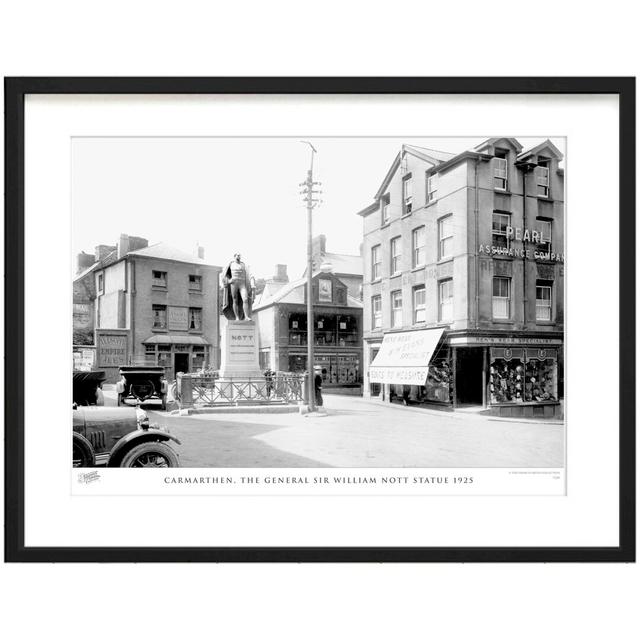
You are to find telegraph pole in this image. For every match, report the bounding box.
[300,142,322,411]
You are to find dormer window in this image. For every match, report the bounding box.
[536,157,550,197]
[402,174,413,214]
[493,149,508,191]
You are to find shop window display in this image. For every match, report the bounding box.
[338,355,360,384]
[524,353,557,402]
[424,358,453,403]
[490,350,525,403]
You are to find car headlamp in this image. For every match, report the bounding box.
[135,408,150,430]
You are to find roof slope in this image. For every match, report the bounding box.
[374,144,456,200]
[403,144,456,163]
[127,242,213,266]
[254,274,363,311]
[517,138,564,161]
[315,252,362,277]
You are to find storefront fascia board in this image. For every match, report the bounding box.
[447,335,563,346]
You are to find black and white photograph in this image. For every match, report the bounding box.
[6,77,632,564]
[72,135,566,477]
[1,4,637,638]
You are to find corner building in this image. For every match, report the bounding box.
[359,139,564,418]
[91,236,221,382]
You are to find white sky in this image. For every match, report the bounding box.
[72,136,565,279]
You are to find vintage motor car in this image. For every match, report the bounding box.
[73,405,181,468]
[116,365,168,410]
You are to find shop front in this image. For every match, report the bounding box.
[367,330,563,418]
[369,328,450,406]
[448,333,563,418]
[143,334,211,380]
[287,350,361,392]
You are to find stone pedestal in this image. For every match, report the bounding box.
[219,318,262,378]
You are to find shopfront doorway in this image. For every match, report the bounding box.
[174,353,189,376]
[455,347,484,406]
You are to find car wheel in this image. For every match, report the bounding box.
[119,442,179,468]
[73,437,94,467]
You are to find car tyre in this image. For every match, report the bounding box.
[73,435,94,467]
[119,442,179,468]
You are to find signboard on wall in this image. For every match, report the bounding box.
[318,279,332,302]
[97,334,127,367]
[73,303,93,329]
[168,306,188,331]
[73,348,95,372]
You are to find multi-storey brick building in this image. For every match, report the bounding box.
[253,244,363,393]
[358,138,564,417]
[87,234,221,381]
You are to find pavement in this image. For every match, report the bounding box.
[126,392,566,469]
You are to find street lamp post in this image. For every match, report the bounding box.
[300,142,322,411]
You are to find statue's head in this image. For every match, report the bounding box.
[234,253,241,262]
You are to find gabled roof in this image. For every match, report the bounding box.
[373,144,454,201]
[253,273,363,311]
[253,277,305,309]
[127,242,216,267]
[403,144,456,164]
[474,137,524,153]
[517,139,564,162]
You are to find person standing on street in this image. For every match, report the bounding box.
[313,365,324,409]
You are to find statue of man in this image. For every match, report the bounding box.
[222,253,255,321]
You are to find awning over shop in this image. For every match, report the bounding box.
[369,328,444,385]
[143,334,210,346]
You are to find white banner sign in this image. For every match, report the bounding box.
[369,328,443,384]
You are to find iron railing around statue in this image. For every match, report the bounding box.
[174,372,307,408]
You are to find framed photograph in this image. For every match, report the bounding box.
[4,77,635,562]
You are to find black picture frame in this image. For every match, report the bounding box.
[4,77,635,563]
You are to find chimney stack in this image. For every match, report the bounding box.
[127,235,148,253]
[76,251,95,274]
[95,244,116,263]
[118,234,130,259]
[311,234,326,258]
[274,264,288,282]
[198,246,205,260]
